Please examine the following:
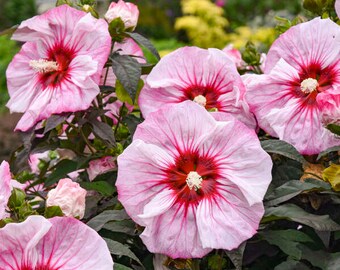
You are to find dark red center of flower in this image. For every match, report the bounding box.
[181,85,221,110]
[164,150,219,207]
[32,43,75,89]
[290,62,339,105]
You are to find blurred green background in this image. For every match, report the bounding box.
[0,0,303,111]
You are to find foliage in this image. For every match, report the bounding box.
[175,0,229,48]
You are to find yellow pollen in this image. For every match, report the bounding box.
[193,95,207,107]
[29,59,59,74]
[186,171,203,191]
[300,78,318,93]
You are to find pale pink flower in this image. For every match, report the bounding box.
[0,161,12,220]
[222,44,245,69]
[336,0,340,18]
[0,215,113,269]
[105,0,139,30]
[6,5,111,131]
[87,156,116,181]
[46,178,87,219]
[117,101,272,258]
[139,46,256,129]
[244,18,340,155]
[29,151,50,174]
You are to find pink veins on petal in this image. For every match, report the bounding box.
[117,101,272,258]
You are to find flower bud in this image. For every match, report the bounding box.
[105,0,139,31]
[87,156,116,181]
[46,178,86,219]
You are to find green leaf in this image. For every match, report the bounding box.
[300,245,340,270]
[45,159,78,186]
[261,139,305,163]
[87,209,130,231]
[103,219,136,235]
[274,260,310,270]
[225,242,246,270]
[326,124,340,136]
[265,179,331,206]
[80,181,115,196]
[116,79,144,105]
[44,206,64,218]
[114,263,133,270]
[44,114,68,134]
[0,25,18,36]
[261,230,313,259]
[127,32,160,60]
[317,146,340,160]
[111,54,141,102]
[264,204,340,231]
[103,238,142,265]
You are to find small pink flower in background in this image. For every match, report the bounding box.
[29,151,50,174]
[46,178,87,218]
[0,215,113,269]
[0,161,12,219]
[105,0,139,30]
[139,46,256,129]
[336,0,340,17]
[6,5,111,131]
[215,0,226,7]
[244,18,340,155]
[222,44,245,69]
[87,156,116,181]
[117,101,272,258]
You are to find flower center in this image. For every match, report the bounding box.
[186,171,203,191]
[193,95,207,107]
[300,78,318,94]
[29,59,59,74]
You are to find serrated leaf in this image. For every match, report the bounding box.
[127,32,160,60]
[44,114,68,134]
[89,119,116,146]
[261,140,305,163]
[225,242,246,270]
[264,204,340,231]
[45,159,78,186]
[265,179,331,206]
[111,54,141,102]
[261,230,313,259]
[103,238,142,265]
[80,181,115,196]
[87,209,130,231]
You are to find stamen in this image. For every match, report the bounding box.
[186,171,203,191]
[29,59,59,74]
[193,95,207,107]
[300,78,318,93]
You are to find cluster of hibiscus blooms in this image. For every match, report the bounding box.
[1,0,340,269]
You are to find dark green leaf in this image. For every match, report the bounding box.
[261,230,313,259]
[272,160,303,187]
[225,242,246,270]
[114,263,133,270]
[300,246,340,270]
[45,159,78,186]
[99,85,115,93]
[274,260,310,270]
[116,79,144,105]
[87,209,130,231]
[103,219,136,235]
[44,206,64,218]
[264,204,340,231]
[317,146,340,160]
[265,179,331,206]
[111,54,141,102]
[89,119,116,146]
[103,238,142,265]
[326,124,340,136]
[44,114,68,134]
[261,139,305,163]
[80,181,115,196]
[127,32,160,60]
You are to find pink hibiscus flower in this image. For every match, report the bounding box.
[244,18,340,155]
[6,5,111,131]
[138,46,256,129]
[336,0,340,18]
[117,101,272,258]
[0,215,113,269]
[0,161,12,220]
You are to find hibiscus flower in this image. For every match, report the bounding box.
[117,101,272,258]
[6,5,111,131]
